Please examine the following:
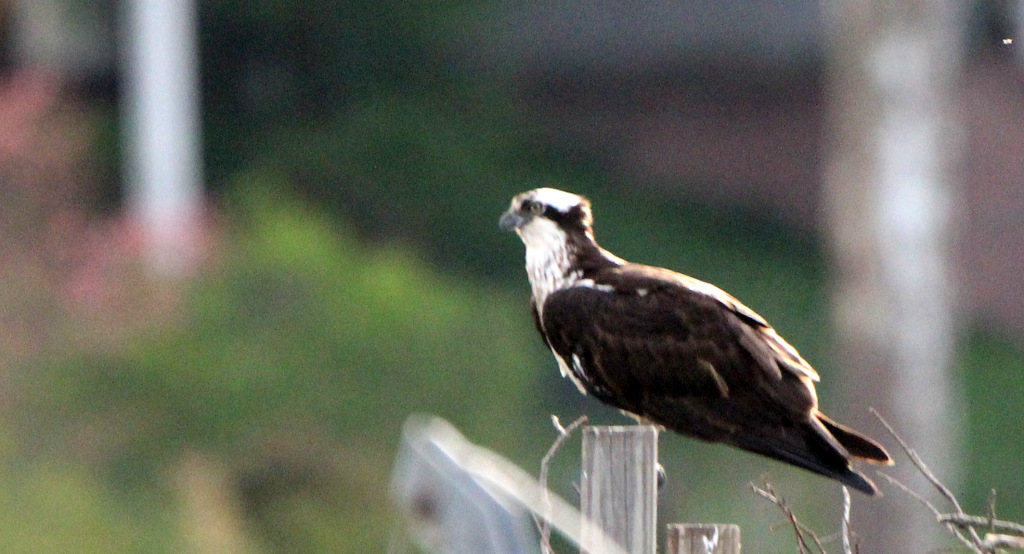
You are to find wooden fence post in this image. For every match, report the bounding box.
[666,523,741,554]
[580,425,659,554]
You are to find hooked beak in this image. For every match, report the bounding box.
[499,210,525,232]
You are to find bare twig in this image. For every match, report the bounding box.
[870,409,986,553]
[874,472,941,518]
[745,411,1024,553]
[981,534,1024,550]
[841,486,853,554]
[876,470,981,553]
[986,489,997,536]
[869,408,969,517]
[938,514,1024,537]
[535,414,588,554]
[751,481,826,554]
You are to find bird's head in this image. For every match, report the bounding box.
[499,188,594,250]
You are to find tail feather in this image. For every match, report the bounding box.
[817,413,893,465]
[729,410,898,495]
[732,424,881,495]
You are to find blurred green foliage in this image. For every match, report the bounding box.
[961,330,1024,517]
[11,188,539,552]
[0,457,170,553]
[198,0,563,282]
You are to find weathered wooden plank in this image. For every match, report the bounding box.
[666,523,741,554]
[580,425,659,554]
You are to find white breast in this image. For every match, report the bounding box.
[520,218,581,312]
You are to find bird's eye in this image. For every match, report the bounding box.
[528,202,545,216]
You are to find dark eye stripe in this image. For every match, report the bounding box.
[544,204,590,232]
[522,200,545,215]
[519,198,589,231]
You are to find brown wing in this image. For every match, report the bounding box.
[539,267,819,425]
[633,266,819,382]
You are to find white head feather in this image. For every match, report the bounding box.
[528,188,587,213]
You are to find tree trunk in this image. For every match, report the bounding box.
[822,2,964,553]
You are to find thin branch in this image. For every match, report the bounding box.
[751,481,826,554]
[986,489,997,536]
[535,414,588,554]
[874,472,943,519]
[841,486,853,554]
[980,534,1024,550]
[869,408,969,518]
[871,408,986,553]
[938,514,1024,537]
[745,411,1024,553]
[876,470,981,554]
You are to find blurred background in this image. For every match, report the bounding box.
[0,0,1023,552]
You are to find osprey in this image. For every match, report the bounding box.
[500,188,892,495]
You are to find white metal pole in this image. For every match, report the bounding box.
[123,0,204,276]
